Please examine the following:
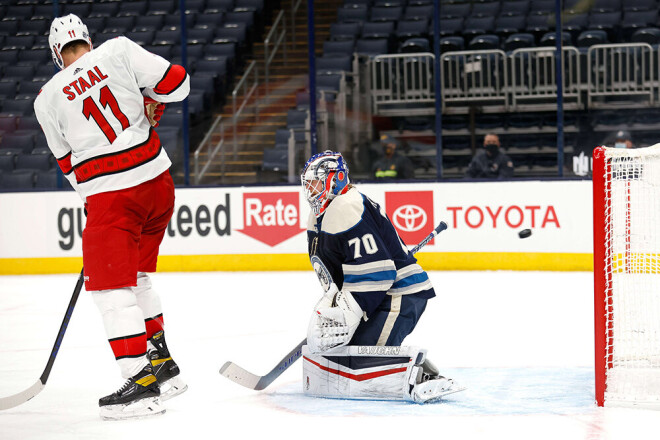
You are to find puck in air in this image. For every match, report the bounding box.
[518,229,532,239]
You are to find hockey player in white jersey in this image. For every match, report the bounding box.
[300,151,464,403]
[34,15,189,420]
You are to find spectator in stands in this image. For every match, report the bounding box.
[372,134,415,179]
[614,130,635,149]
[465,134,514,179]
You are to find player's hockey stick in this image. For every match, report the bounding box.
[219,221,448,390]
[0,269,84,410]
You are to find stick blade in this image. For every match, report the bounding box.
[219,361,262,390]
[0,380,45,410]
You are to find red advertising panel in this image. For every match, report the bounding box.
[385,191,434,247]
[237,192,305,246]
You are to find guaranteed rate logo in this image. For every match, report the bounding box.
[237,192,305,247]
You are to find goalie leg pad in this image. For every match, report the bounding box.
[302,345,425,401]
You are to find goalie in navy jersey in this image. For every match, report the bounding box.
[300,151,464,403]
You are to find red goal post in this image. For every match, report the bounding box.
[593,145,660,409]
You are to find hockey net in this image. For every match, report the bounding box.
[593,145,660,408]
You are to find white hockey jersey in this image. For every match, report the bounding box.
[34,36,190,200]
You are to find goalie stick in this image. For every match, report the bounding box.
[0,269,84,410]
[219,221,448,390]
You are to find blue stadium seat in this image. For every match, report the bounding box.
[316,55,352,73]
[190,74,217,103]
[463,16,496,38]
[134,16,166,31]
[196,56,228,76]
[500,1,530,16]
[588,11,621,41]
[362,21,394,39]
[337,5,369,24]
[437,17,464,37]
[330,22,361,41]
[195,13,226,27]
[592,0,621,12]
[1,99,34,117]
[5,36,36,50]
[0,21,19,37]
[323,40,355,57]
[185,0,208,12]
[0,154,14,172]
[145,45,173,59]
[406,5,436,20]
[19,80,45,96]
[125,30,155,46]
[225,10,255,30]
[439,36,465,53]
[563,12,589,39]
[576,30,608,48]
[262,148,288,172]
[119,1,148,16]
[526,13,553,39]
[90,2,120,17]
[503,33,535,52]
[206,0,235,11]
[19,115,40,132]
[0,81,18,100]
[18,19,48,36]
[355,38,389,56]
[622,10,659,38]
[6,5,34,19]
[163,13,197,29]
[206,40,237,65]
[0,50,19,65]
[34,169,58,189]
[468,34,500,50]
[540,31,573,47]
[370,6,403,22]
[0,132,35,152]
[529,0,555,14]
[495,15,526,38]
[15,153,52,171]
[85,17,106,34]
[154,30,181,46]
[215,24,247,45]
[63,3,91,17]
[104,16,136,33]
[471,2,501,18]
[400,38,429,53]
[623,0,656,11]
[631,27,660,45]
[275,128,291,147]
[395,20,428,43]
[151,0,176,14]
[0,170,35,189]
[188,28,215,45]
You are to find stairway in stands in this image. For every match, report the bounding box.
[192,0,344,185]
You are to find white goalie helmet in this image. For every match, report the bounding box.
[48,14,92,69]
[301,150,350,218]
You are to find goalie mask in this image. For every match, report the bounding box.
[49,14,92,70]
[301,151,350,218]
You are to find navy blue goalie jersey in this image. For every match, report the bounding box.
[307,187,435,318]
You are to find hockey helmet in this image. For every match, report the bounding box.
[48,14,92,70]
[301,150,350,218]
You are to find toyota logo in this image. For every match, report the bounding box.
[392,205,427,232]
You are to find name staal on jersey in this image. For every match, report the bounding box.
[34,36,190,200]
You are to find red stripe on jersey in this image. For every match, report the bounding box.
[56,152,73,175]
[109,332,147,360]
[73,128,161,183]
[144,314,164,339]
[153,64,187,95]
[303,356,408,382]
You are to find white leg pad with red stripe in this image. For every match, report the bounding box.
[302,345,426,401]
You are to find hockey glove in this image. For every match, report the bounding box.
[143,97,165,127]
[307,289,363,353]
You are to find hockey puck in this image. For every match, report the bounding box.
[518,229,532,239]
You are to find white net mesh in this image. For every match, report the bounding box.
[603,145,660,407]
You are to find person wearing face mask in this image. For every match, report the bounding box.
[465,133,514,179]
[613,130,634,149]
[372,134,415,179]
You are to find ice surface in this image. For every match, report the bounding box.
[2,271,660,439]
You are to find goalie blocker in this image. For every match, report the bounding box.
[302,345,465,403]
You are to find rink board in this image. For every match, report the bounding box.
[0,180,592,273]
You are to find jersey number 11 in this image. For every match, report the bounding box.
[82,85,130,143]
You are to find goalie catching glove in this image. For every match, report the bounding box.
[307,288,364,353]
[143,97,165,127]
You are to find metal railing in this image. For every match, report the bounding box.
[193,116,225,185]
[371,53,435,116]
[588,43,655,108]
[264,10,287,94]
[232,60,259,159]
[290,0,304,49]
[510,46,582,110]
[441,49,508,112]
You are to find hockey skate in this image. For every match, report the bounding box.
[410,359,466,403]
[99,365,164,420]
[148,331,187,401]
